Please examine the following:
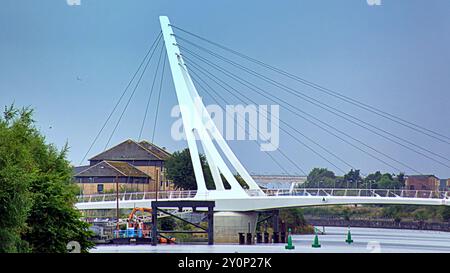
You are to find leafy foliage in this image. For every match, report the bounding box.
[165,148,249,190]
[302,167,406,189]
[159,217,176,231]
[0,106,35,252]
[343,169,363,187]
[165,149,214,190]
[304,168,336,187]
[0,105,94,253]
[303,204,450,223]
[362,172,405,189]
[280,208,308,232]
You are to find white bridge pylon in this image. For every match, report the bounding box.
[160,16,264,199]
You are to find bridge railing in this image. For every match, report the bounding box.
[259,188,449,199]
[77,190,197,203]
[77,188,449,203]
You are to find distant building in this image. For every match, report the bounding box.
[251,175,307,190]
[440,179,450,191]
[405,175,440,191]
[74,139,173,195]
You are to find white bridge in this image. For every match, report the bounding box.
[76,188,449,211]
[75,16,450,213]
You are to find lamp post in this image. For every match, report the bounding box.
[155,169,159,202]
[115,175,119,237]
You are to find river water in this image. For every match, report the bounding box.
[91,226,450,253]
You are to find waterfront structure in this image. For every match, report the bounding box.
[74,139,173,194]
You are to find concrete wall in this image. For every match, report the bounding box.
[213,212,258,243]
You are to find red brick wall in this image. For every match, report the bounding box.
[405,177,439,191]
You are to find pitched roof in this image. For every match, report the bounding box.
[138,140,171,160]
[406,174,439,180]
[74,160,150,178]
[89,139,170,162]
[73,165,90,175]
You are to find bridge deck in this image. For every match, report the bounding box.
[76,188,449,211]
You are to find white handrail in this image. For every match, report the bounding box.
[76,188,449,202]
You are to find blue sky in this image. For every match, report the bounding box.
[1,0,450,177]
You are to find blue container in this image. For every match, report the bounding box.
[126,228,135,238]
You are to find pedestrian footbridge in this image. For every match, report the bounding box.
[76,188,449,211]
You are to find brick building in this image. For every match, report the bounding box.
[405,175,440,191]
[74,139,173,195]
[440,179,450,191]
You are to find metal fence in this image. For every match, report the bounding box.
[259,188,449,199]
[77,190,198,203]
[77,188,449,203]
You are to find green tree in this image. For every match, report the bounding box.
[159,217,176,230]
[396,173,406,187]
[304,168,336,188]
[165,148,250,191]
[343,169,362,188]
[0,105,34,252]
[363,171,382,189]
[165,148,214,190]
[440,206,450,222]
[279,208,308,233]
[0,105,94,253]
[24,144,94,253]
[374,173,403,189]
[378,173,395,188]
[233,174,249,189]
[363,172,405,189]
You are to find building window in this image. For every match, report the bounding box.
[409,185,415,190]
[97,184,104,193]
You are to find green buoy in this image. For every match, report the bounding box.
[285,228,295,250]
[345,227,354,244]
[311,233,321,248]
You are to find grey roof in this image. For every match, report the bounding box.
[138,140,171,160]
[89,139,169,162]
[73,165,90,175]
[74,160,150,178]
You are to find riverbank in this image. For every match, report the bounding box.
[302,205,450,232]
[306,218,450,232]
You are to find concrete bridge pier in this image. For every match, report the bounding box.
[213,211,258,243]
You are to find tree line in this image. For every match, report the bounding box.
[302,168,406,189]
